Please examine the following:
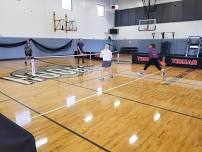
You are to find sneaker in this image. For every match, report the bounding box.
[161,70,166,80]
[99,77,104,81]
[138,71,144,77]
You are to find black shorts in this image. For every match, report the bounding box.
[25,53,32,57]
[102,61,112,68]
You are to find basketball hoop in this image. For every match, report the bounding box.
[53,12,77,33]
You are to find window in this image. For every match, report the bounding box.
[62,0,72,10]
[97,5,105,16]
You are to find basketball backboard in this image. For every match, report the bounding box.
[138,19,156,31]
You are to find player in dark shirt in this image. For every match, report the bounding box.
[76,39,85,64]
[139,44,166,79]
[24,39,32,65]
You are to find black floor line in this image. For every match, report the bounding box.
[1,65,201,151]
[54,78,202,121]
[65,70,197,102]
[106,92,202,120]
[0,90,111,152]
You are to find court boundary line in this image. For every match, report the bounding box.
[29,67,135,119]
[105,92,202,120]
[117,69,202,89]
[1,53,201,150]
[60,67,133,86]
[31,67,172,120]
[51,68,202,120]
[2,65,201,152]
[56,78,202,120]
[117,71,202,100]
[0,90,111,152]
[117,73,202,99]
[1,66,201,152]
[0,66,134,152]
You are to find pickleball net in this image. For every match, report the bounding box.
[31,51,132,76]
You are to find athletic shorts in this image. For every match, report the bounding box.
[102,61,112,68]
[25,53,32,57]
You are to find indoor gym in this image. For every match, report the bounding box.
[0,0,201,152]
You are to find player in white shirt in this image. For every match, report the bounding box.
[99,44,113,80]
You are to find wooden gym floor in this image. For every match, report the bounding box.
[0,57,201,152]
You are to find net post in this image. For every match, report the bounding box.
[89,51,92,66]
[31,58,36,77]
[117,51,120,64]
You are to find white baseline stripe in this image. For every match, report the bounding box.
[31,67,172,120]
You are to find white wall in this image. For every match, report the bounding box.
[114,0,202,39]
[0,0,114,39]
[44,0,114,39]
[0,0,47,38]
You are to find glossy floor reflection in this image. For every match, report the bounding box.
[0,59,201,152]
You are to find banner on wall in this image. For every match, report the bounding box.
[0,39,73,53]
[0,41,27,48]
[132,54,202,68]
[32,39,73,53]
[165,56,202,68]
